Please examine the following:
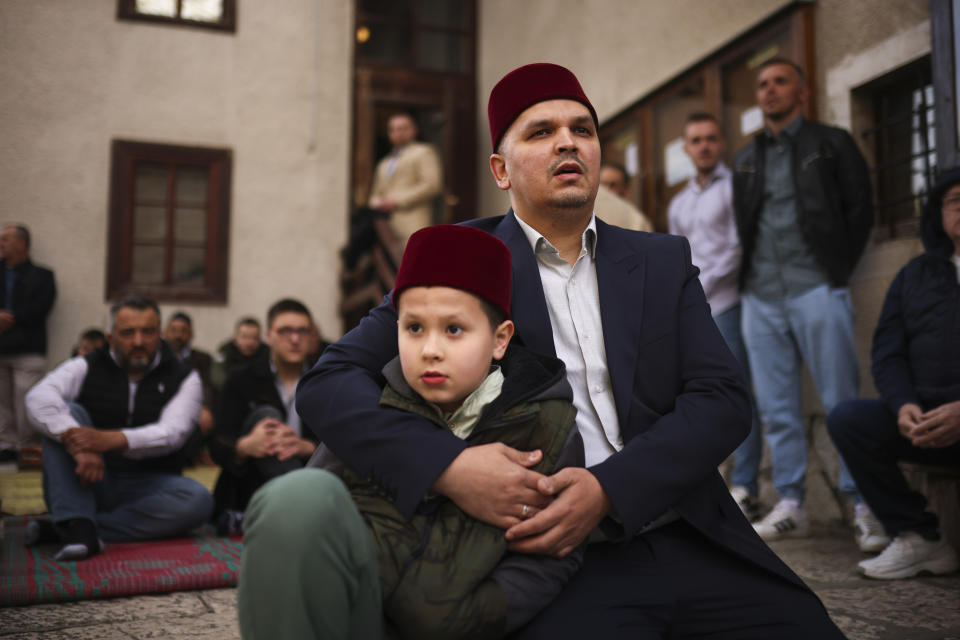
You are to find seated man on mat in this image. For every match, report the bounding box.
[24,294,213,560]
[208,298,318,535]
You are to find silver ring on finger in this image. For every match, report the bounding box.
[521,504,530,518]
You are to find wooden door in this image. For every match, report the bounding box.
[352,68,476,225]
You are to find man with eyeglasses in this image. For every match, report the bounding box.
[208,298,318,534]
[827,169,960,579]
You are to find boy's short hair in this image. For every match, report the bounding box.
[478,298,507,330]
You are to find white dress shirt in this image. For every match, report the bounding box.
[25,353,202,459]
[514,214,623,467]
[667,162,741,316]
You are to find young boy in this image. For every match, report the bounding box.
[314,224,584,639]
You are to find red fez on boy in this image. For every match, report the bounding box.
[487,62,599,151]
[393,225,512,319]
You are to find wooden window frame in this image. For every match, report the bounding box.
[599,4,814,231]
[932,0,960,171]
[117,0,237,33]
[106,140,232,304]
[856,57,935,240]
[354,0,476,75]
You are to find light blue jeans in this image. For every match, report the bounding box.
[41,403,213,541]
[742,285,860,502]
[713,304,763,497]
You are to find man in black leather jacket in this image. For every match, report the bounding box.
[732,57,874,545]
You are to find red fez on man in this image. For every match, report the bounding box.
[487,62,599,151]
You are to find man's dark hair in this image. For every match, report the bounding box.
[170,311,192,326]
[4,224,30,250]
[389,111,417,126]
[685,112,719,127]
[81,328,107,342]
[70,327,107,357]
[601,163,629,183]
[757,57,804,83]
[109,294,161,329]
[267,298,312,328]
[14,225,30,250]
[236,316,261,331]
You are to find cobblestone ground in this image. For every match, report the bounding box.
[2,523,958,640]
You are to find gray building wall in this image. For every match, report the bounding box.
[0,0,353,361]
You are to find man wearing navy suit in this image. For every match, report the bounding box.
[238,64,845,639]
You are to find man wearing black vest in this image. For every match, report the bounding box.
[25,294,213,561]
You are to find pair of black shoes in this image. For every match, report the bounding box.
[26,518,104,561]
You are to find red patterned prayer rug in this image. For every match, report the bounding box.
[0,516,242,606]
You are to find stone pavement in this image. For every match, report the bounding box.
[3,428,956,639]
[1,522,957,640]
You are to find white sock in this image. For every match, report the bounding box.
[54,539,103,561]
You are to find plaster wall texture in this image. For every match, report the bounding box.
[0,0,353,362]
[814,0,931,119]
[812,0,930,401]
[475,0,792,217]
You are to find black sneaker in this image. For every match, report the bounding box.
[730,486,763,523]
[217,510,244,537]
[55,518,103,561]
[26,518,59,546]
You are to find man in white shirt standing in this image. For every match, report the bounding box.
[668,112,762,521]
[25,294,212,560]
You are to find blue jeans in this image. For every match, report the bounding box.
[742,285,859,502]
[714,304,763,497]
[41,403,213,542]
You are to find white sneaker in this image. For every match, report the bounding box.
[753,499,809,541]
[730,485,762,522]
[858,532,959,579]
[853,508,891,553]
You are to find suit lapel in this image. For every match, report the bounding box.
[490,213,646,434]
[493,211,557,357]
[595,220,645,435]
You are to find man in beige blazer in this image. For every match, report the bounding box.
[368,113,443,245]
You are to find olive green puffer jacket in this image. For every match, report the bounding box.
[325,344,583,640]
